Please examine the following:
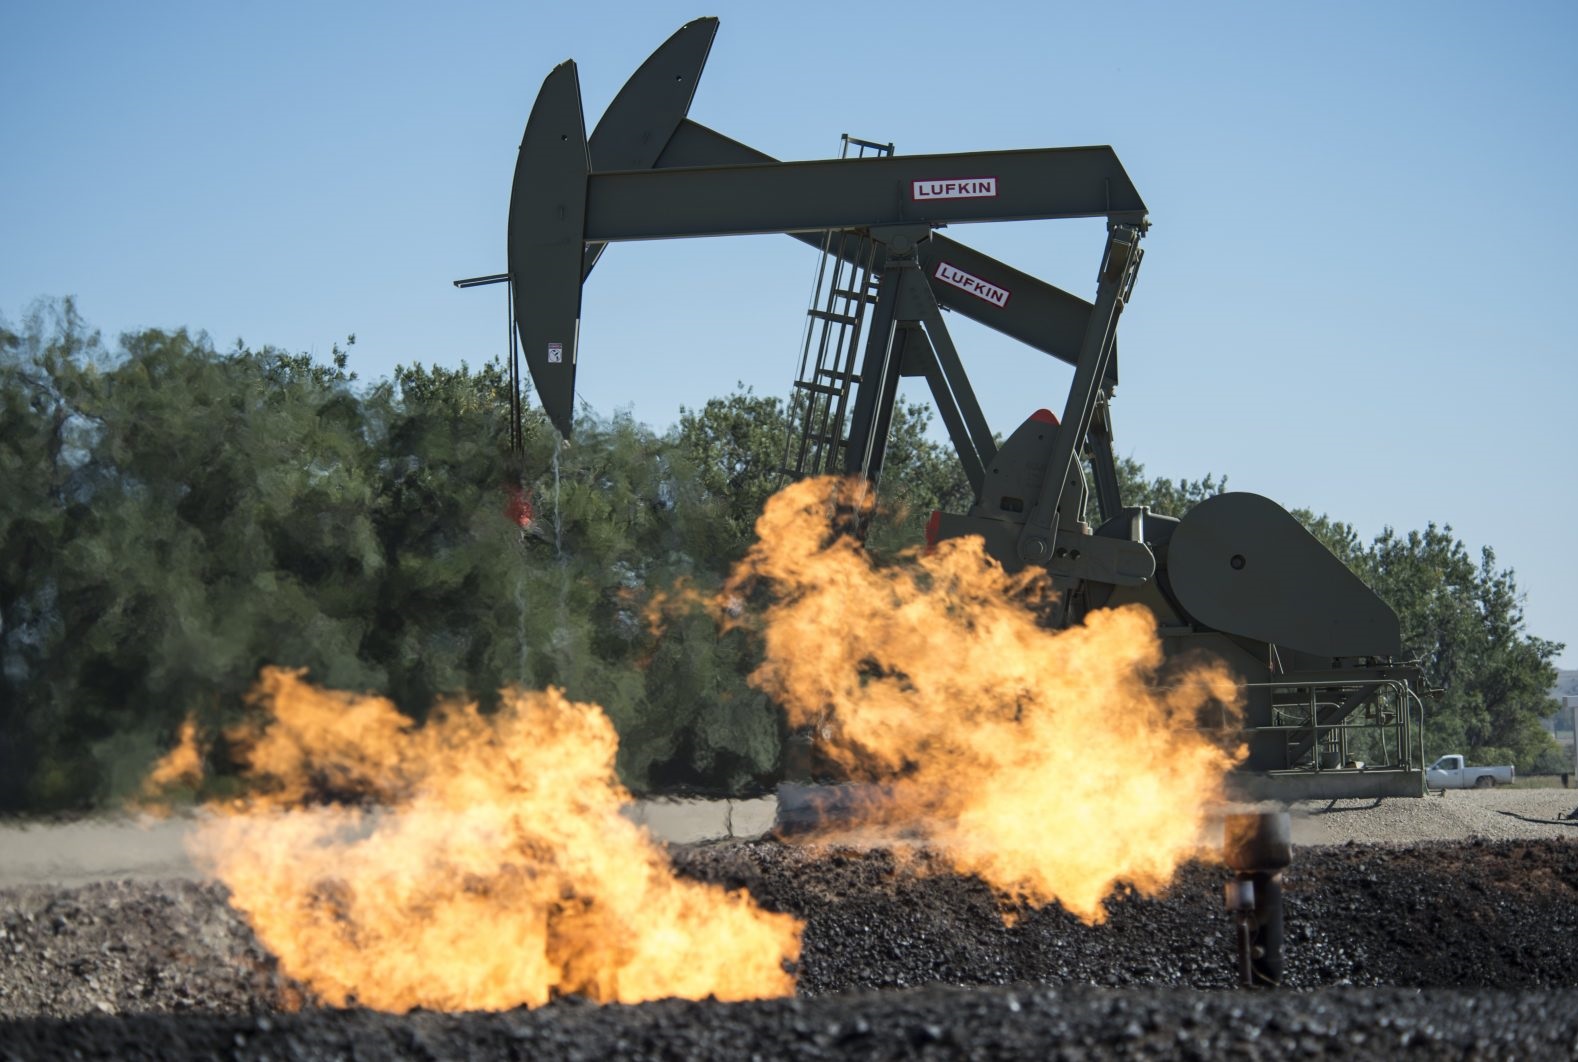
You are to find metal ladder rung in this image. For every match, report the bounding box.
[779,456,842,478]
[793,380,844,397]
[815,368,861,383]
[831,288,877,303]
[807,308,860,326]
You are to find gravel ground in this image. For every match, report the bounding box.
[3,836,1577,1059]
[5,986,1577,1061]
[1288,787,1578,845]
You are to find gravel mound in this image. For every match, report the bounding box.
[675,839,1578,993]
[0,880,291,1020]
[3,838,1577,1058]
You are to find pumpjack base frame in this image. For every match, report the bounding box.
[1227,768,1426,803]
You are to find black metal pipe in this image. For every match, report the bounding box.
[453,273,509,288]
[1222,811,1291,988]
[1246,869,1284,986]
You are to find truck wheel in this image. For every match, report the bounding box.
[1474,775,1494,789]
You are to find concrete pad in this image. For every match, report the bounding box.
[727,797,778,839]
[0,816,198,887]
[622,798,733,844]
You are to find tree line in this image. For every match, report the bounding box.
[0,298,1563,811]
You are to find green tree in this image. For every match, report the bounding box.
[865,398,975,549]
[1113,454,1227,517]
[669,385,795,549]
[0,298,107,806]
[3,298,1562,810]
[1367,527,1563,769]
[360,356,534,715]
[0,301,388,806]
[0,303,799,809]
[670,384,971,553]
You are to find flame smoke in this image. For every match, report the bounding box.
[157,669,800,1011]
[731,477,1243,922]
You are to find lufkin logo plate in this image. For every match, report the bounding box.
[933,262,1011,308]
[911,177,997,201]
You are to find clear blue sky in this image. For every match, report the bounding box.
[3,1,1575,667]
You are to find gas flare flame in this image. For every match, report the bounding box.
[154,669,800,1011]
[728,477,1244,922]
[149,474,1242,1007]
[139,717,202,800]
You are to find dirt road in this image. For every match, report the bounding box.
[0,798,777,888]
[3,788,1574,888]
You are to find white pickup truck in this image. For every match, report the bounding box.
[1426,754,1515,790]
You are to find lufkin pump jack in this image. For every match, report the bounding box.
[480,17,1428,810]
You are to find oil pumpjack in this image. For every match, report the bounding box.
[465,17,1428,810]
[449,15,1440,989]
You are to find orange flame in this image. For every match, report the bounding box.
[731,477,1243,922]
[157,669,800,1011]
[141,717,202,795]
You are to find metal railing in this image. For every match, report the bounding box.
[1241,678,1425,773]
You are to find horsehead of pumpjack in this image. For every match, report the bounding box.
[503,17,1427,804]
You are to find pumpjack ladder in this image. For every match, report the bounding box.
[782,136,892,482]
